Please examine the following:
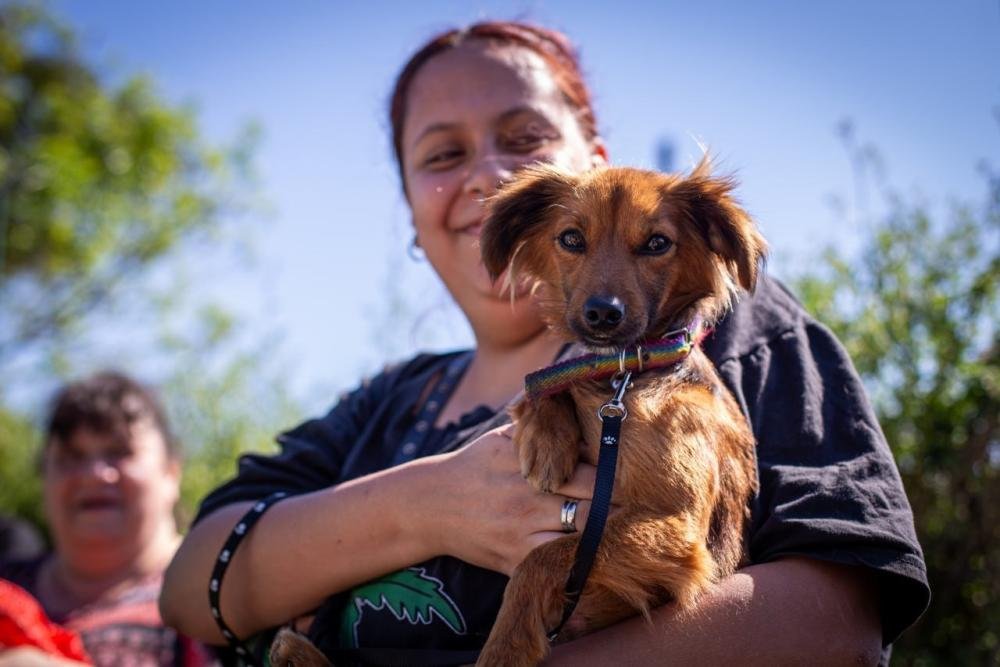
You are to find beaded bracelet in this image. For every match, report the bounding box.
[208,491,288,664]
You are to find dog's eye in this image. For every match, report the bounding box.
[558,229,586,253]
[640,234,673,255]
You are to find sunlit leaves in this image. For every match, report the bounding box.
[0,5,250,367]
[0,3,295,535]
[795,148,998,665]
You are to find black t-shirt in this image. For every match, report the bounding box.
[196,276,929,664]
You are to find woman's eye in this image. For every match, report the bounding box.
[109,447,132,461]
[505,134,544,151]
[640,234,673,255]
[558,229,586,253]
[424,148,464,167]
[55,451,81,467]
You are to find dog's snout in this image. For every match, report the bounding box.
[583,295,625,330]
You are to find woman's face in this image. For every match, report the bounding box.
[43,417,180,558]
[401,41,606,333]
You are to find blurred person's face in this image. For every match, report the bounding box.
[401,41,606,332]
[43,417,180,559]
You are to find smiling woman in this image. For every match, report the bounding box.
[0,371,216,666]
[160,19,927,667]
[401,39,607,361]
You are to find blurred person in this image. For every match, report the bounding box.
[0,515,44,563]
[0,371,216,666]
[161,21,929,666]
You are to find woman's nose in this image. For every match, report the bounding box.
[84,458,121,484]
[463,153,515,199]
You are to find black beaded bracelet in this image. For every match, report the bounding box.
[208,491,288,664]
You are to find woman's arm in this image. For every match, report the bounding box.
[161,462,436,642]
[160,425,595,643]
[545,557,882,666]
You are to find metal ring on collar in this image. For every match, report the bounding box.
[597,402,628,421]
[616,345,644,376]
[560,499,579,533]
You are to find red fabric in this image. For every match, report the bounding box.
[0,578,91,663]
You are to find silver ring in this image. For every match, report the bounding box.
[560,499,579,533]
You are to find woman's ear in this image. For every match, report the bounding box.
[590,139,609,168]
[167,456,182,484]
[480,164,578,281]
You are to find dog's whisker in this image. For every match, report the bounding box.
[501,241,529,310]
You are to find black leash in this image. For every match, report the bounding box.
[547,371,631,640]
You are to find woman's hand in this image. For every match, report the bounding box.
[416,424,600,576]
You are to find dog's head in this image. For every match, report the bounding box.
[481,160,767,349]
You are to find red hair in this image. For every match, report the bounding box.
[389,21,599,185]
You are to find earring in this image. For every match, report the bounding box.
[408,235,424,262]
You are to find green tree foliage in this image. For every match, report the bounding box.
[0,406,43,528]
[157,305,299,523]
[796,142,999,664]
[0,2,254,368]
[0,2,297,537]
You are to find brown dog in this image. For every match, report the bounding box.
[474,160,766,666]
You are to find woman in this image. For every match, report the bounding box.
[0,371,216,666]
[160,22,928,665]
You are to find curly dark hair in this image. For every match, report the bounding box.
[44,370,180,461]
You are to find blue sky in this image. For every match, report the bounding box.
[49,1,1000,410]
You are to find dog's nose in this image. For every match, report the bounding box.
[583,295,625,330]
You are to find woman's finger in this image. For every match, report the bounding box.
[523,497,591,552]
[525,530,572,552]
[553,452,626,505]
[536,496,591,534]
[555,460,597,499]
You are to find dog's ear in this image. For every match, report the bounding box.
[481,164,578,281]
[669,158,768,292]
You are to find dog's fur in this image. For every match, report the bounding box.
[270,627,333,667]
[474,160,766,666]
[266,161,765,667]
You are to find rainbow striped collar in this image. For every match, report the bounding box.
[525,318,707,401]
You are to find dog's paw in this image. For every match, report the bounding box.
[519,441,576,493]
[512,394,581,494]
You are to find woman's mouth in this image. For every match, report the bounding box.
[459,222,482,237]
[75,497,121,512]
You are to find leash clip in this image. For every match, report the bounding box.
[598,370,631,421]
